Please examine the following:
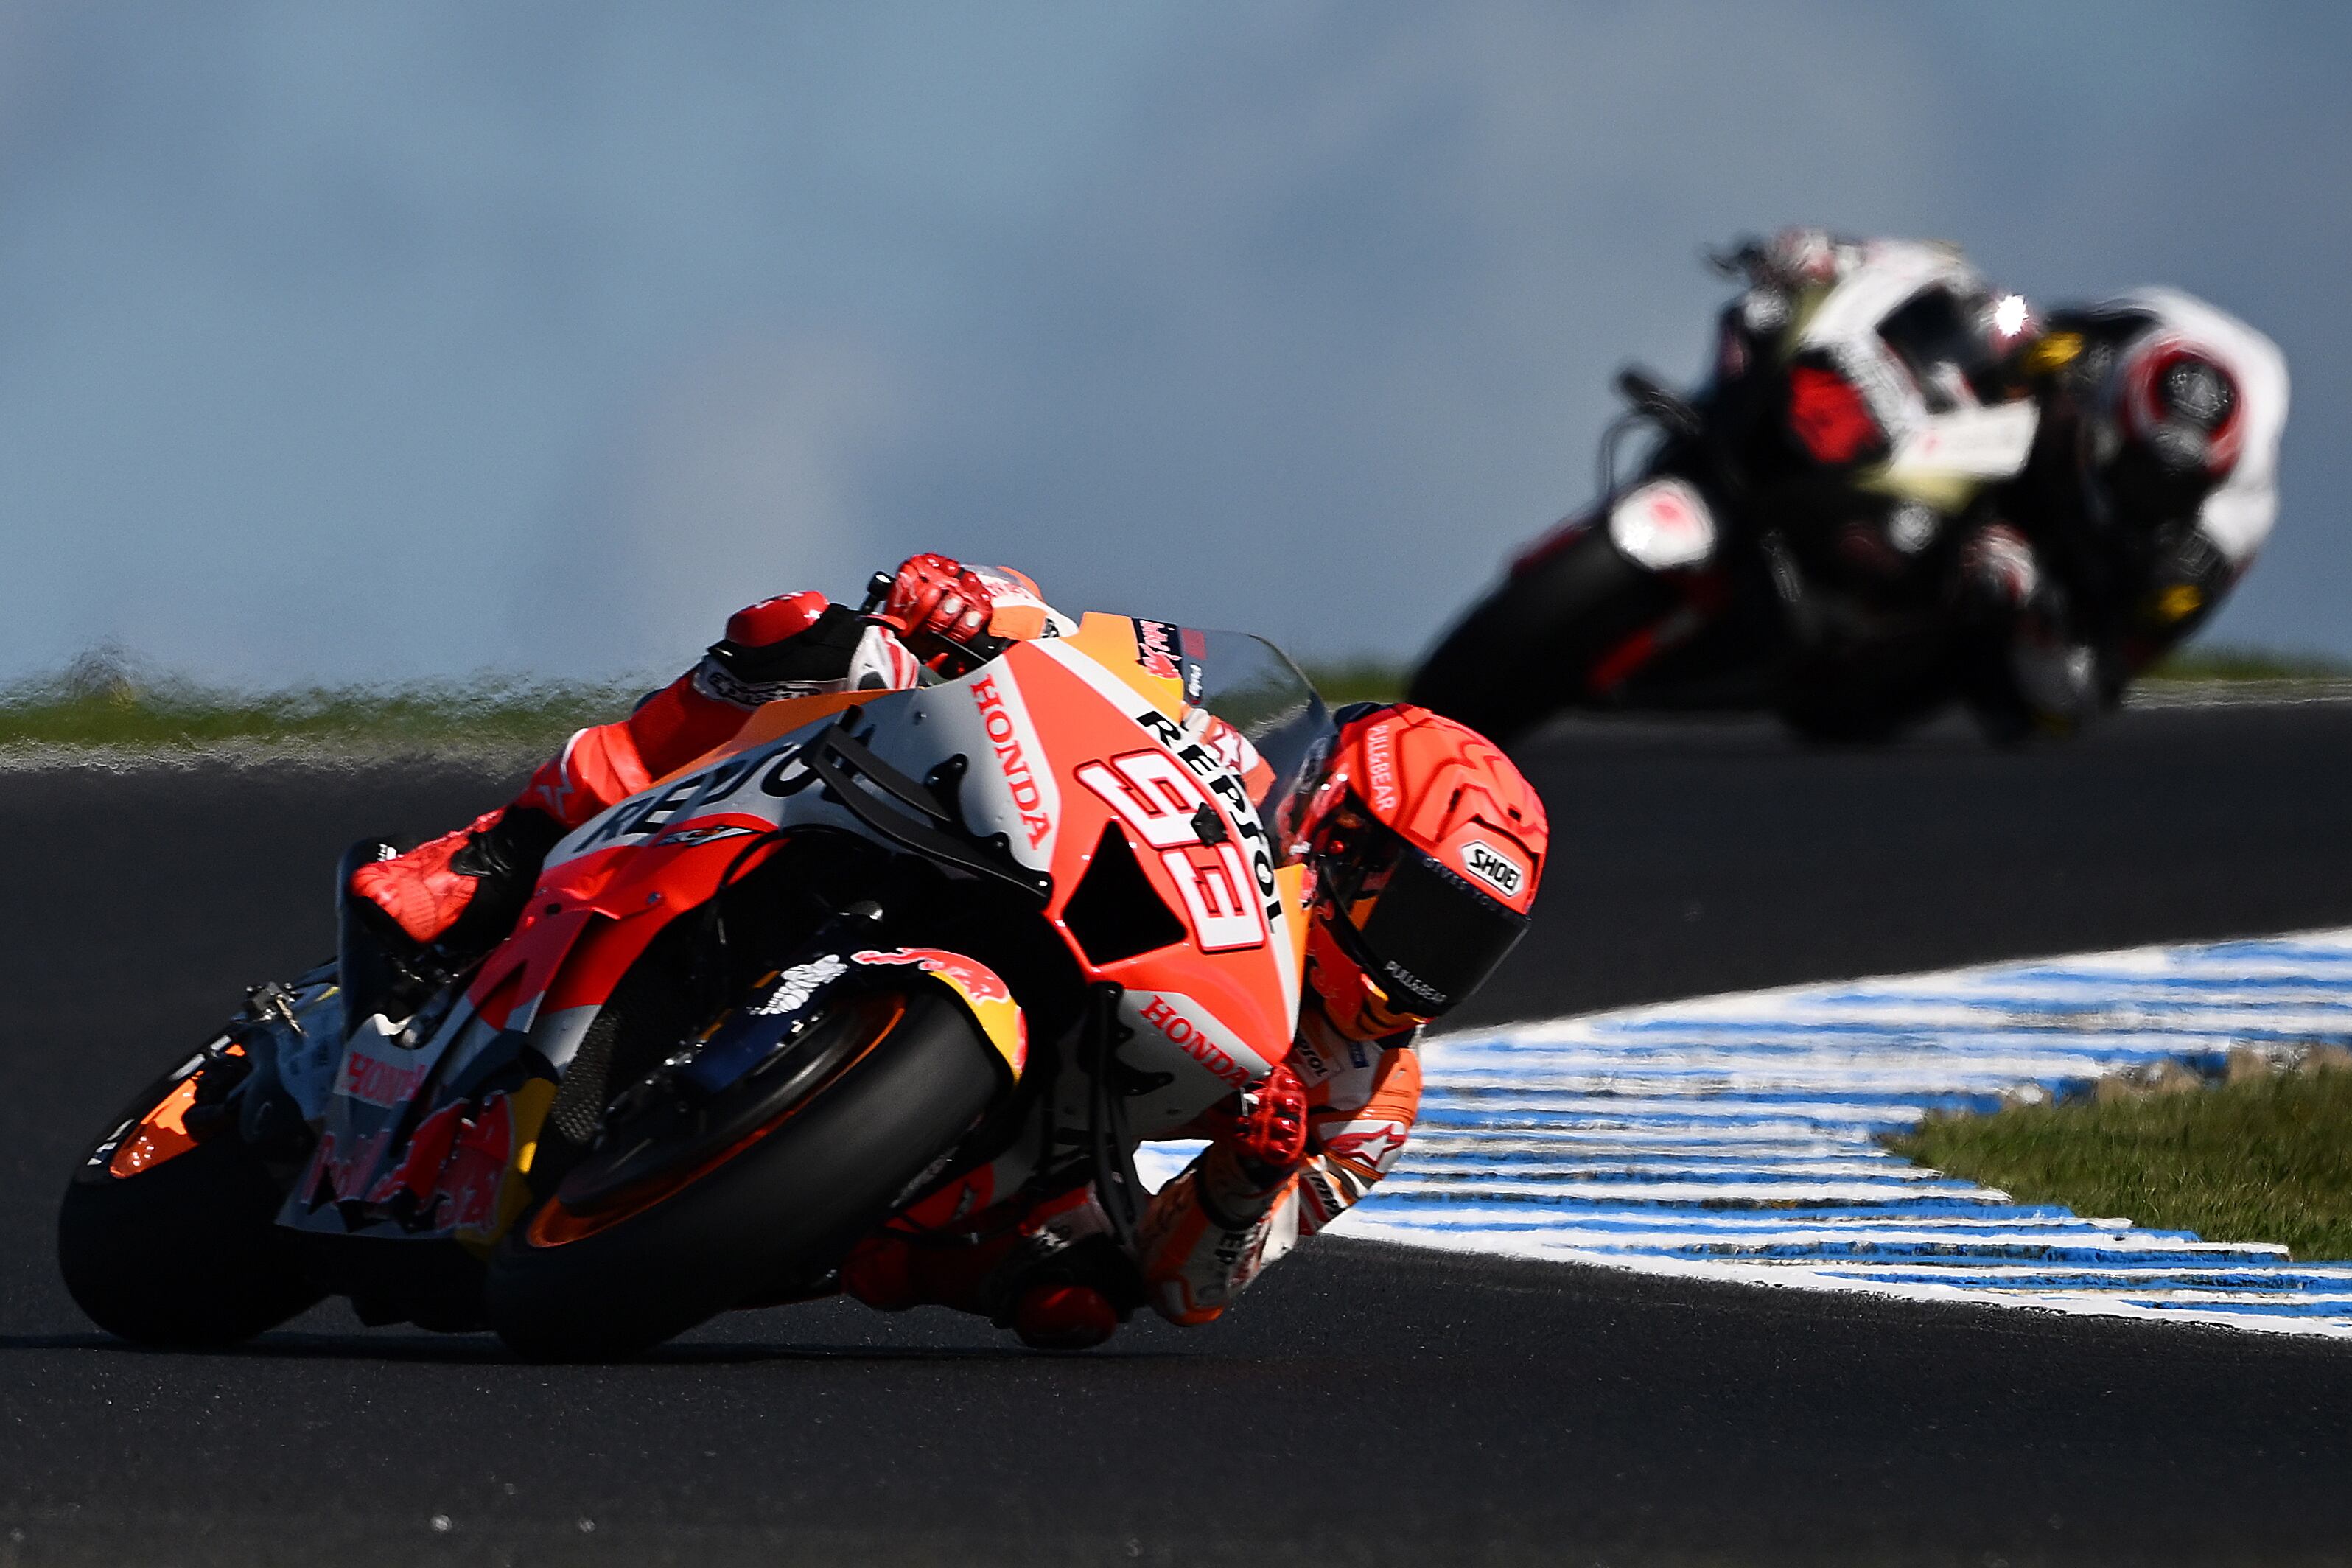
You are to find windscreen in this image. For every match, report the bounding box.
[1878,286,1992,412]
[1177,626,1334,859]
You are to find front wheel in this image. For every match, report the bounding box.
[486,984,1004,1362]
[1410,522,1681,744]
[57,1049,321,1346]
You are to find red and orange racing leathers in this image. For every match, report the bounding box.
[1132,1005,1421,1324]
[396,570,1423,1331]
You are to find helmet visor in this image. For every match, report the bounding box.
[1338,841,1532,1017]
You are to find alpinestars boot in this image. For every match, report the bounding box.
[349,805,566,953]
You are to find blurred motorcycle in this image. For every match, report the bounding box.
[59,603,1331,1359]
[1411,237,2043,743]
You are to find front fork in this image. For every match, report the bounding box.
[1080,981,1145,1250]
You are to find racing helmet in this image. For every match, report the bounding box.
[2087,333,2244,528]
[1292,704,1548,1040]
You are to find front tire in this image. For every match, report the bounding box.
[1410,522,1679,744]
[486,984,1004,1362]
[57,1057,320,1347]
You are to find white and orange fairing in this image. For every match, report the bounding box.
[281,591,1330,1274]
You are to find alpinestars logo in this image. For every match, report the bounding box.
[1460,841,1524,899]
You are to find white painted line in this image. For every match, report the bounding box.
[1327,929,2352,1338]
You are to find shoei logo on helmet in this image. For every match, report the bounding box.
[1460,841,1525,899]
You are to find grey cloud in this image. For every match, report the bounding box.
[0,0,2345,686]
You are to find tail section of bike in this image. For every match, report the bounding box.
[56,973,340,1346]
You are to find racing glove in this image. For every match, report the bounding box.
[1133,1065,1312,1324]
[875,553,1005,670]
[1179,1062,1310,1222]
[1956,522,2043,613]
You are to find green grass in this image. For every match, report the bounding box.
[1,646,1415,751]
[2141,643,2352,682]
[1300,659,1409,707]
[1294,645,2352,702]
[1293,645,2352,702]
[1888,1065,2352,1261]
[0,647,1417,751]
[0,648,644,751]
[4,634,2334,752]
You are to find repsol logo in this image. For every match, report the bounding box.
[1133,708,1282,929]
[1461,841,1525,899]
[575,748,808,850]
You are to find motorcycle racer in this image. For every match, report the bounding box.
[1977,290,2289,735]
[1691,227,2057,738]
[1713,231,2289,738]
[353,554,1550,1348]
[1413,225,2287,743]
[1410,225,2050,743]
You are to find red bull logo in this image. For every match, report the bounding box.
[853,947,1014,1003]
[852,947,1027,1074]
[1133,618,1183,682]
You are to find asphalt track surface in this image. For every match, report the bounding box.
[6,705,2352,1566]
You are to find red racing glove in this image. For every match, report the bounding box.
[1228,1063,1309,1177]
[1181,1063,1311,1233]
[876,553,1002,668]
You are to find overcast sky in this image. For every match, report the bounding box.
[0,1,2345,685]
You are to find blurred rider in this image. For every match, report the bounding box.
[352,553,1550,1348]
[1712,228,2288,738]
[1698,227,2047,736]
[1984,290,2290,735]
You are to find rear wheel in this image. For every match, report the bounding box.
[1410,522,1681,744]
[486,984,1004,1362]
[57,1051,320,1346]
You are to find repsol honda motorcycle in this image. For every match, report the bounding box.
[59,610,1331,1359]
[1411,242,2043,743]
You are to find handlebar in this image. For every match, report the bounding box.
[1705,237,1771,282]
[1614,367,1703,440]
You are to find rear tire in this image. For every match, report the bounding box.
[486,984,1003,1362]
[57,1062,320,1347]
[1410,522,1679,744]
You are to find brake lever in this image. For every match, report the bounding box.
[1614,367,1704,440]
[1704,238,1769,281]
